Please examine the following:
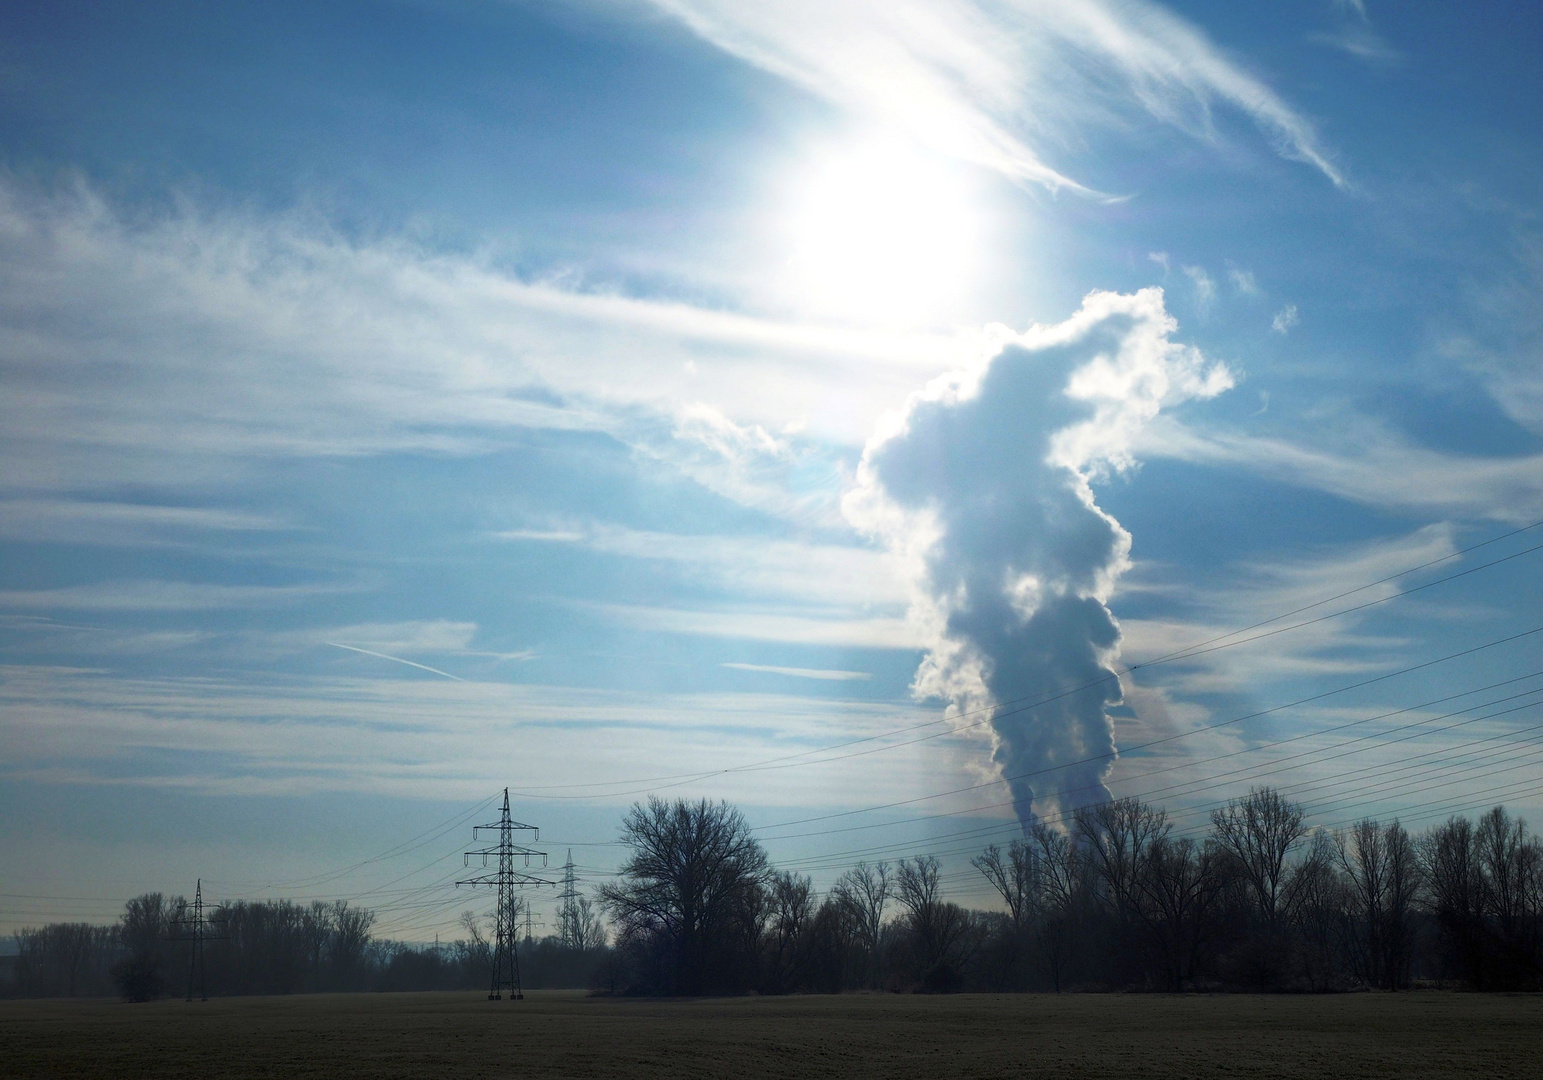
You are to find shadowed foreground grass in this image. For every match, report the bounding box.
[4,990,1541,1079]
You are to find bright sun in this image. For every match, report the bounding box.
[777,137,985,328]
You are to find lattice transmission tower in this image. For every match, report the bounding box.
[557,849,581,949]
[458,788,550,1000]
[171,879,225,1002]
[522,904,544,944]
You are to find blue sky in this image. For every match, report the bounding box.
[3,0,1542,937]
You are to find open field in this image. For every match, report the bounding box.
[4,990,1541,1079]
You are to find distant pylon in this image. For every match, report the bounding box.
[558,849,581,949]
[171,879,224,1001]
[457,788,551,1000]
[522,902,544,944]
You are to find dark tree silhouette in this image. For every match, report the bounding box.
[599,797,770,995]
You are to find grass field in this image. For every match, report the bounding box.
[4,990,1541,1079]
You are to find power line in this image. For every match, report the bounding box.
[503,519,1543,800]
[766,679,1543,874]
[756,671,1543,844]
[757,622,1543,835]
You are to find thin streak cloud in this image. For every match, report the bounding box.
[323,641,466,682]
[722,663,873,681]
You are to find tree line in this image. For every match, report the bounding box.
[6,789,1541,999]
[4,895,605,1000]
[598,792,1543,994]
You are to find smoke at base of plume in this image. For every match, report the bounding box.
[845,288,1232,826]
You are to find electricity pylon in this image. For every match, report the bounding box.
[558,849,581,949]
[522,904,544,944]
[457,788,550,1000]
[171,879,224,1001]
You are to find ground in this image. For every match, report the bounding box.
[3,990,1540,1078]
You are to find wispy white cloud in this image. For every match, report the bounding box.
[1447,231,1543,436]
[306,620,479,654]
[593,602,924,649]
[1271,303,1300,333]
[647,0,1345,189]
[0,178,977,518]
[0,499,285,545]
[492,522,908,609]
[1183,264,1216,310]
[491,528,588,543]
[0,579,351,612]
[1310,1,1401,66]
[1138,416,1543,522]
[0,665,951,804]
[1113,525,1462,754]
[1310,25,1401,64]
[721,662,872,681]
[1228,266,1260,295]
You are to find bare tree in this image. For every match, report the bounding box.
[599,797,769,995]
[1474,806,1543,984]
[115,892,178,1001]
[1337,818,1419,989]
[1026,823,1082,992]
[1133,836,1227,990]
[1477,807,1529,933]
[973,841,1036,931]
[1288,829,1346,991]
[895,855,970,987]
[1075,798,1170,922]
[1211,788,1308,930]
[459,908,491,968]
[571,894,607,952]
[1383,820,1420,989]
[51,923,112,997]
[831,860,889,987]
[764,871,814,992]
[329,901,376,982]
[1418,815,1483,985]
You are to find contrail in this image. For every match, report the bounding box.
[323,641,465,681]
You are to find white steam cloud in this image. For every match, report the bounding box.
[846,288,1232,825]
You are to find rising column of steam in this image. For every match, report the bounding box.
[846,288,1232,827]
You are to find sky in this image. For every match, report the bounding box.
[2,0,1542,940]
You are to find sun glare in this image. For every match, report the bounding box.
[777,138,985,328]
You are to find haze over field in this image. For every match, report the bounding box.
[2,1,1541,941]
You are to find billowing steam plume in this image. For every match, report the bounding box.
[846,289,1231,826]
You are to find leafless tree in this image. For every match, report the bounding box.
[831,860,889,987]
[895,855,971,983]
[599,797,770,994]
[571,894,607,951]
[1474,806,1543,982]
[764,871,814,991]
[1418,815,1482,984]
[1211,788,1308,930]
[1075,797,1170,921]
[1337,818,1419,989]
[1287,829,1346,991]
[1132,837,1228,990]
[329,901,376,979]
[1477,807,1529,931]
[1025,823,1082,991]
[973,841,1037,931]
